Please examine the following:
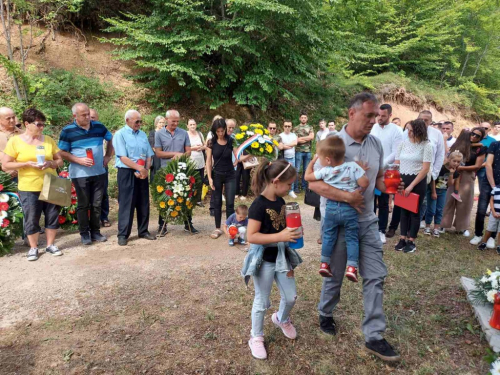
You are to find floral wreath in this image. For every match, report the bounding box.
[0,172,24,255]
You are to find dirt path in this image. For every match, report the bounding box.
[0,202,490,374]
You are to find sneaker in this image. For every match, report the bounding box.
[423,227,431,236]
[470,236,482,245]
[496,246,500,255]
[319,262,333,277]
[432,229,440,238]
[157,225,168,237]
[463,230,471,237]
[184,225,199,234]
[271,312,297,339]
[238,238,246,245]
[365,338,401,362]
[438,227,446,234]
[91,232,107,242]
[27,248,39,261]
[394,239,406,251]
[248,336,267,360]
[45,245,62,256]
[319,315,337,335]
[420,221,425,229]
[229,238,235,246]
[288,191,297,199]
[81,232,92,246]
[386,228,396,238]
[478,242,487,251]
[487,238,496,249]
[379,231,386,244]
[345,266,358,282]
[403,240,416,253]
[451,192,462,202]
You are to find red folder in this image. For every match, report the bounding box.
[394,192,419,213]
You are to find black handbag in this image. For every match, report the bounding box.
[304,188,321,207]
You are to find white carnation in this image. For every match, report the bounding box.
[258,138,265,144]
[173,194,178,198]
[246,131,254,136]
[0,211,7,219]
[487,289,498,303]
[481,276,489,283]
[0,194,8,203]
[491,359,500,374]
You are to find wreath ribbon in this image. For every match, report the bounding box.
[236,134,277,160]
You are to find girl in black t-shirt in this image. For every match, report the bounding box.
[246,159,300,360]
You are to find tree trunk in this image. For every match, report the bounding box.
[473,38,491,79]
[460,52,470,78]
[0,0,23,101]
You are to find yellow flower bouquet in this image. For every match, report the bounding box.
[233,123,278,160]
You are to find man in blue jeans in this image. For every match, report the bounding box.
[293,111,314,193]
[470,122,497,246]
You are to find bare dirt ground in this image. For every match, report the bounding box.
[0,196,494,375]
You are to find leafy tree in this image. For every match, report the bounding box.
[103,0,332,110]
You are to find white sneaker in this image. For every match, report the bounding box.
[463,230,471,237]
[27,248,39,261]
[470,235,482,245]
[438,228,446,234]
[487,238,496,249]
[288,191,297,199]
[379,231,386,244]
[420,221,425,229]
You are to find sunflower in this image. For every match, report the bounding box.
[264,129,270,135]
[177,197,183,203]
[175,206,182,211]
[168,199,175,206]
[259,148,264,152]
[255,129,263,135]
[171,211,179,217]
[159,201,166,209]
[266,144,273,153]
[240,125,248,131]
[235,133,244,140]
[273,140,279,147]
[157,185,164,193]
[251,142,259,148]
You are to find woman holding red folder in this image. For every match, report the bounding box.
[394,119,433,253]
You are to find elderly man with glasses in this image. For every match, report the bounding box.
[0,107,23,181]
[113,110,156,246]
[59,103,114,245]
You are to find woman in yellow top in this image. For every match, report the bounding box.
[2,108,64,261]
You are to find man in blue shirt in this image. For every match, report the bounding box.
[154,109,199,234]
[59,103,113,245]
[471,122,497,245]
[113,110,156,246]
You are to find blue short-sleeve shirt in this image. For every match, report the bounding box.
[113,125,154,169]
[58,120,112,179]
[154,127,191,168]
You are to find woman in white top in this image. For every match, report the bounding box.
[394,119,433,254]
[187,118,206,182]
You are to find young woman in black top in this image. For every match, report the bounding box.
[206,118,250,239]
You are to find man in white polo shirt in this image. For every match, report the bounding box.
[370,104,403,244]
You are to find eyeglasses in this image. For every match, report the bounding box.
[33,122,45,128]
[471,133,482,138]
[134,120,143,125]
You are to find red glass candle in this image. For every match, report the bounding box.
[490,293,500,330]
[384,164,401,194]
[86,148,94,166]
[228,225,238,239]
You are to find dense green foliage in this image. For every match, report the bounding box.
[101,0,500,119]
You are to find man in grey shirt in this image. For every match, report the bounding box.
[154,109,198,234]
[310,92,401,362]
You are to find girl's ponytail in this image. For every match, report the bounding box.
[251,159,297,195]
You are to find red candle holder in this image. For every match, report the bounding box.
[490,292,500,330]
[384,164,401,194]
[228,225,238,239]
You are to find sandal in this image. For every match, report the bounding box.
[210,229,223,239]
[101,220,111,227]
